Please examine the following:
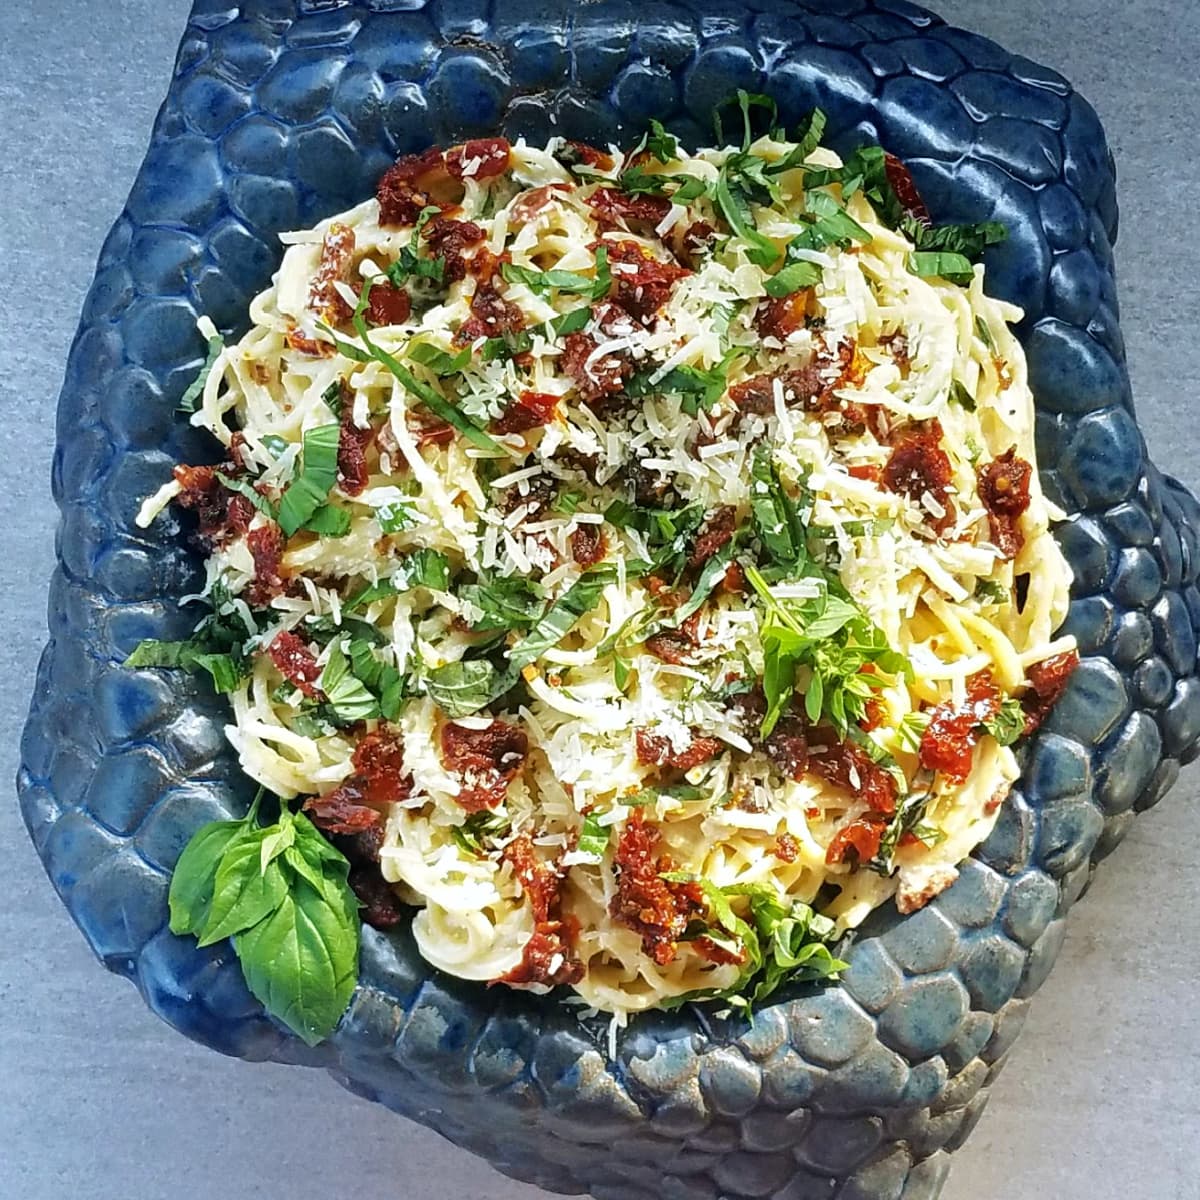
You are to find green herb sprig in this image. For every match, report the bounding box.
[169,794,360,1046]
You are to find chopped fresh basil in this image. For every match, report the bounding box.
[660,875,847,1012]
[424,658,517,718]
[304,504,351,537]
[481,329,534,362]
[749,447,809,569]
[764,259,822,299]
[344,297,498,452]
[277,423,341,537]
[870,788,943,876]
[975,315,996,352]
[386,205,445,287]
[949,380,977,411]
[673,541,737,625]
[713,89,780,152]
[625,353,739,416]
[179,331,224,413]
[508,566,622,671]
[901,215,1006,262]
[550,307,592,336]
[553,490,584,515]
[125,638,244,693]
[907,250,976,286]
[765,108,827,175]
[374,499,419,534]
[318,641,380,723]
[214,472,278,520]
[714,163,780,270]
[347,638,406,721]
[321,381,344,416]
[502,262,596,296]
[645,118,679,162]
[345,548,452,611]
[459,573,544,633]
[574,812,610,863]
[983,697,1026,746]
[451,810,511,858]
[408,342,471,377]
[974,578,1009,605]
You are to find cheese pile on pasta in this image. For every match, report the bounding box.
[137,111,1077,1020]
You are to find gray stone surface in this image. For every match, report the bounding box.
[1,1,1196,1197]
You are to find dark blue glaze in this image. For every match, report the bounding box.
[18,1,1200,1197]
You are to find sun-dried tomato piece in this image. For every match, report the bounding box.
[410,417,455,449]
[879,330,910,372]
[497,474,556,520]
[756,291,812,341]
[246,522,289,606]
[722,562,747,594]
[351,728,413,805]
[809,729,898,814]
[918,671,1001,782]
[644,613,703,665]
[592,299,637,338]
[308,222,356,324]
[365,280,411,327]
[173,464,229,545]
[441,719,529,812]
[453,276,525,347]
[635,728,723,771]
[570,523,607,567]
[503,834,561,925]
[883,421,956,534]
[566,141,614,171]
[884,152,930,225]
[586,187,672,231]
[285,327,335,357]
[376,148,450,226]
[731,355,863,433]
[848,463,884,484]
[604,239,689,322]
[825,815,888,866]
[560,331,629,405]
[445,137,512,181]
[774,832,800,862]
[674,220,717,269]
[688,505,739,570]
[267,630,322,697]
[764,713,809,780]
[977,446,1033,560]
[423,215,486,283]
[609,810,705,966]
[346,861,406,930]
[493,834,583,987]
[225,492,255,537]
[511,183,572,224]
[493,390,560,435]
[693,935,747,967]
[1022,649,1080,734]
[304,778,382,835]
[337,399,374,497]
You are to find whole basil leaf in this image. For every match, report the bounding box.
[167,819,246,937]
[234,874,360,1047]
[197,827,290,947]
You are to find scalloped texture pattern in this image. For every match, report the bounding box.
[18,1,1200,1197]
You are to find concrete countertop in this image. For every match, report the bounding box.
[2,2,1196,1197]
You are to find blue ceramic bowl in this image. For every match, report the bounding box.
[20,2,1200,1197]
